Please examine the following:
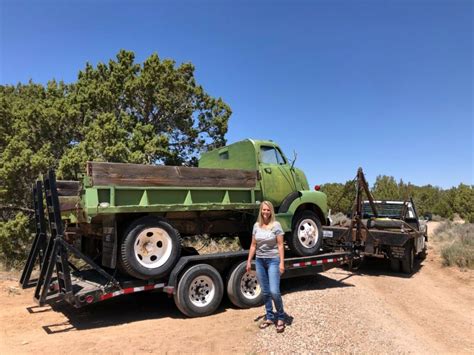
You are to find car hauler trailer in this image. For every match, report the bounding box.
[54,139,330,283]
[20,170,352,318]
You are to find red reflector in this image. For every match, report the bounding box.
[85,295,94,304]
[314,185,321,191]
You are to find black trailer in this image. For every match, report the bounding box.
[20,170,352,318]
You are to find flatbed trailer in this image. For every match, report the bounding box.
[20,170,352,318]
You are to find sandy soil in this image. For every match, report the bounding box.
[1,221,472,354]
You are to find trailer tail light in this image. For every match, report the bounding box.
[85,295,94,304]
[314,185,321,191]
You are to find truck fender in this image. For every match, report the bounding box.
[278,191,302,213]
[276,191,328,231]
[287,191,328,223]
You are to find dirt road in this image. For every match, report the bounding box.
[1,222,472,354]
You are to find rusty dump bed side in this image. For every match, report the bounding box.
[86,161,258,188]
[56,180,81,212]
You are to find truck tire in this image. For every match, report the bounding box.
[119,216,181,280]
[238,233,251,250]
[401,242,415,274]
[288,211,323,256]
[417,246,427,260]
[226,261,262,308]
[174,264,224,317]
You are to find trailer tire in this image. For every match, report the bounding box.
[174,264,224,317]
[389,257,400,272]
[226,261,263,308]
[288,211,322,256]
[401,242,415,274]
[120,216,181,280]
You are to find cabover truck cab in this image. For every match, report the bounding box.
[60,139,328,281]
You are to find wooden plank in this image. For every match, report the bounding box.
[56,181,81,196]
[59,196,81,211]
[86,162,258,188]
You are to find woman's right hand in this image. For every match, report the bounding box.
[246,260,251,273]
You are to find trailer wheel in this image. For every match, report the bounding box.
[120,216,181,280]
[389,257,400,272]
[174,264,224,317]
[288,211,322,256]
[401,243,415,274]
[227,261,262,308]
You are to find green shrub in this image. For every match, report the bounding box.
[0,212,34,269]
[441,238,473,269]
[433,222,474,269]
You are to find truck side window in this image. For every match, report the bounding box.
[260,146,286,165]
[275,148,286,165]
[260,146,277,164]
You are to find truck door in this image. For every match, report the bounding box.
[259,145,295,208]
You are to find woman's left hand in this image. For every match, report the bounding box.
[279,263,285,275]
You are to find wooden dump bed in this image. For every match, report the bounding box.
[86,162,258,189]
[56,180,81,212]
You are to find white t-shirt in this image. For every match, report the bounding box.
[252,221,284,258]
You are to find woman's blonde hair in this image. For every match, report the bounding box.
[257,200,276,226]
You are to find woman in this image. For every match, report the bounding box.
[246,200,286,333]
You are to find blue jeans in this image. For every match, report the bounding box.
[255,257,285,322]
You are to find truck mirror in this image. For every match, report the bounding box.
[290,150,297,170]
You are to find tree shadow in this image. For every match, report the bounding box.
[280,272,354,294]
[36,257,422,334]
[38,270,356,334]
[40,291,196,334]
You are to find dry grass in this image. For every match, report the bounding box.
[182,235,243,254]
[431,222,474,269]
[330,212,350,226]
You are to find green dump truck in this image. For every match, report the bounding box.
[59,139,328,280]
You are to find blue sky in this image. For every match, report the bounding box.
[1,0,472,189]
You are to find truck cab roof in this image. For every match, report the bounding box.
[198,139,288,170]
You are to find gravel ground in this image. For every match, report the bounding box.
[253,271,406,354]
[253,254,473,354]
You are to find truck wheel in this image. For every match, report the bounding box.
[417,246,427,260]
[288,211,322,256]
[120,216,181,280]
[238,233,251,250]
[226,261,262,308]
[401,243,415,274]
[389,257,400,272]
[174,264,224,317]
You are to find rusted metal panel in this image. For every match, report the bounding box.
[86,162,258,188]
[58,196,81,211]
[56,180,81,196]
